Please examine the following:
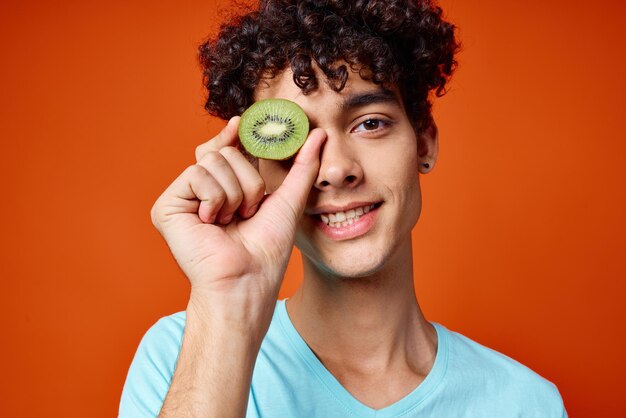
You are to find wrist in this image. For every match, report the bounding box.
[186,289,276,348]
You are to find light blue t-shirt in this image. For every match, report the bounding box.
[119,300,567,417]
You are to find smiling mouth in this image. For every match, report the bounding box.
[318,203,382,228]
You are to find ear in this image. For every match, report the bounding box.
[417,119,439,174]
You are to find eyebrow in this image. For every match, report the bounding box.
[341,88,401,111]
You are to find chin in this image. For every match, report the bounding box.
[297,240,394,280]
[323,259,386,279]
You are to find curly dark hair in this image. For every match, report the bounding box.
[199,0,460,133]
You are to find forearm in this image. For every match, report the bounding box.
[150,111,324,418]
[158,294,271,418]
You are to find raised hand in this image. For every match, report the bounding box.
[151,116,325,312]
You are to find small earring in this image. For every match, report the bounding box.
[423,162,430,169]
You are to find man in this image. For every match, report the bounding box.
[120,0,567,416]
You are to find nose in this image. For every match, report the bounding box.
[315,134,363,190]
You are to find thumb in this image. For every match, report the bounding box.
[260,128,326,220]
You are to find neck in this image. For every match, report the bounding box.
[287,235,436,376]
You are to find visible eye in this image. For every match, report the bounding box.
[352,118,390,133]
[362,119,380,130]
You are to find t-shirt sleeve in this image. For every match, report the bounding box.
[118,312,186,418]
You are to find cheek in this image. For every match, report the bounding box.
[258,159,292,193]
[373,142,420,190]
[380,144,422,214]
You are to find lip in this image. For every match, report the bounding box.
[310,203,381,241]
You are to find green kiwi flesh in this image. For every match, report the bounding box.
[238,98,309,160]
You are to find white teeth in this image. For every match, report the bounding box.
[319,204,378,227]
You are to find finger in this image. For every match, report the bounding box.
[152,164,226,227]
[195,116,241,162]
[219,146,266,218]
[196,150,244,224]
[259,128,327,220]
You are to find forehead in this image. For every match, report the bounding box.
[253,67,404,122]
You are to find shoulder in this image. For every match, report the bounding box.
[131,311,187,373]
[118,312,186,418]
[434,323,567,416]
[143,311,187,346]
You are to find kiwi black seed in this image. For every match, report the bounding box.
[238,98,310,160]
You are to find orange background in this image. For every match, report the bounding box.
[1,0,624,416]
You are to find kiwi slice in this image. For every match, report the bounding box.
[238,98,309,160]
